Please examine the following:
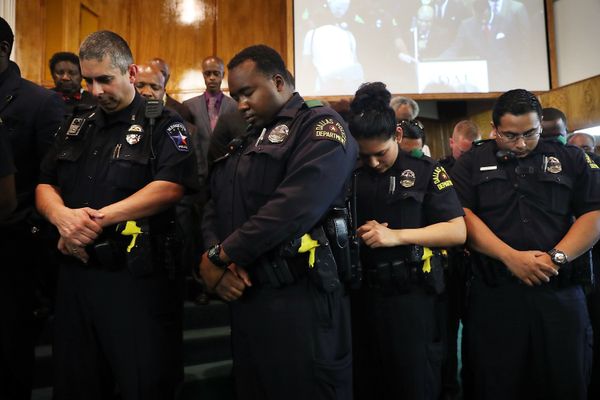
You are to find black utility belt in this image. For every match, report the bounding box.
[363,256,445,295]
[253,254,309,288]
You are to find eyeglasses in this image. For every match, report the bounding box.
[495,126,540,142]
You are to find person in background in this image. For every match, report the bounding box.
[49,51,96,113]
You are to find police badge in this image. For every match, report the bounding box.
[126,124,144,145]
[400,169,416,188]
[546,156,562,174]
[268,124,289,144]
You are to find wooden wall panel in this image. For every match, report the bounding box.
[216,0,288,76]
[14,0,46,84]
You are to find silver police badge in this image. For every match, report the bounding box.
[268,124,289,144]
[400,169,416,188]
[126,125,144,145]
[546,156,562,173]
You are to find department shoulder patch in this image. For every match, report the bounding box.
[432,165,453,191]
[313,117,347,146]
[166,122,189,152]
[585,153,599,170]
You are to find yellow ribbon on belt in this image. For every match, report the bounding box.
[298,233,320,268]
[120,221,142,253]
[421,247,434,273]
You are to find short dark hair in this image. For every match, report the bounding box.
[542,107,567,126]
[0,17,14,54]
[398,119,426,143]
[49,52,81,74]
[79,31,133,74]
[227,45,292,85]
[492,89,542,127]
[348,82,396,140]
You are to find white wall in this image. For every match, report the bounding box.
[554,0,600,86]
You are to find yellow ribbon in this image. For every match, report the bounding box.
[298,233,320,268]
[421,247,434,273]
[120,220,142,253]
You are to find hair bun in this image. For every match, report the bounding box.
[350,82,392,115]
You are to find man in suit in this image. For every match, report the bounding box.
[150,57,194,124]
[184,56,237,174]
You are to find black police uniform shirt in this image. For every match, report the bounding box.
[0,131,15,178]
[356,148,464,266]
[203,93,358,266]
[39,92,196,212]
[451,139,600,252]
[438,154,456,172]
[0,61,66,217]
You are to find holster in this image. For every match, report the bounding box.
[323,207,361,289]
[307,225,342,293]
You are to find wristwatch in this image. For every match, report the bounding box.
[548,249,568,266]
[207,244,230,268]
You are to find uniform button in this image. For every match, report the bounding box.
[522,218,529,223]
[88,176,93,180]
[513,183,519,188]
[92,149,99,156]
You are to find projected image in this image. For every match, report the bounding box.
[294,0,549,96]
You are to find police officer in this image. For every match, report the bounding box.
[348,82,466,400]
[36,31,196,399]
[0,17,66,400]
[200,45,357,399]
[451,89,600,400]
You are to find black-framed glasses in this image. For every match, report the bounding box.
[496,125,540,142]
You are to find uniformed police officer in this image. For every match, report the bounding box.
[36,31,196,400]
[451,89,600,400]
[200,45,358,399]
[348,82,466,400]
[0,17,66,400]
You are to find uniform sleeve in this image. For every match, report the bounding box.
[448,150,477,210]
[34,91,66,160]
[0,133,15,177]
[423,162,465,224]
[153,116,200,193]
[222,116,358,266]
[571,149,600,217]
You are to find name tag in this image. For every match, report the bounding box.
[479,165,498,171]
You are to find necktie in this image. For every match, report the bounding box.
[208,96,218,131]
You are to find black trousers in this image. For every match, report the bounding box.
[352,286,445,400]
[588,289,600,400]
[0,233,35,400]
[230,276,353,400]
[463,278,592,400]
[53,260,183,400]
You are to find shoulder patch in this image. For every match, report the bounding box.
[313,117,347,146]
[166,122,189,152]
[585,153,599,170]
[432,165,453,191]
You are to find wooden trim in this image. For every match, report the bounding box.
[286,0,294,75]
[545,0,559,89]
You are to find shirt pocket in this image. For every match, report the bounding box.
[473,169,509,211]
[56,141,86,190]
[107,144,150,192]
[388,189,425,227]
[535,173,573,215]
[243,144,289,200]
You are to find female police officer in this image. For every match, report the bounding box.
[348,82,466,400]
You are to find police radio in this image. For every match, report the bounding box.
[144,99,163,159]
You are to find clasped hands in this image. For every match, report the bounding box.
[199,253,252,302]
[55,207,105,263]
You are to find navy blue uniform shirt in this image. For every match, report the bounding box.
[39,93,196,211]
[203,93,358,267]
[0,132,15,178]
[356,148,464,266]
[451,139,600,251]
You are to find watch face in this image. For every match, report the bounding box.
[208,245,220,259]
[553,252,567,264]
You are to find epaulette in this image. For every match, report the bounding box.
[473,138,493,146]
[72,103,96,115]
[304,99,324,108]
